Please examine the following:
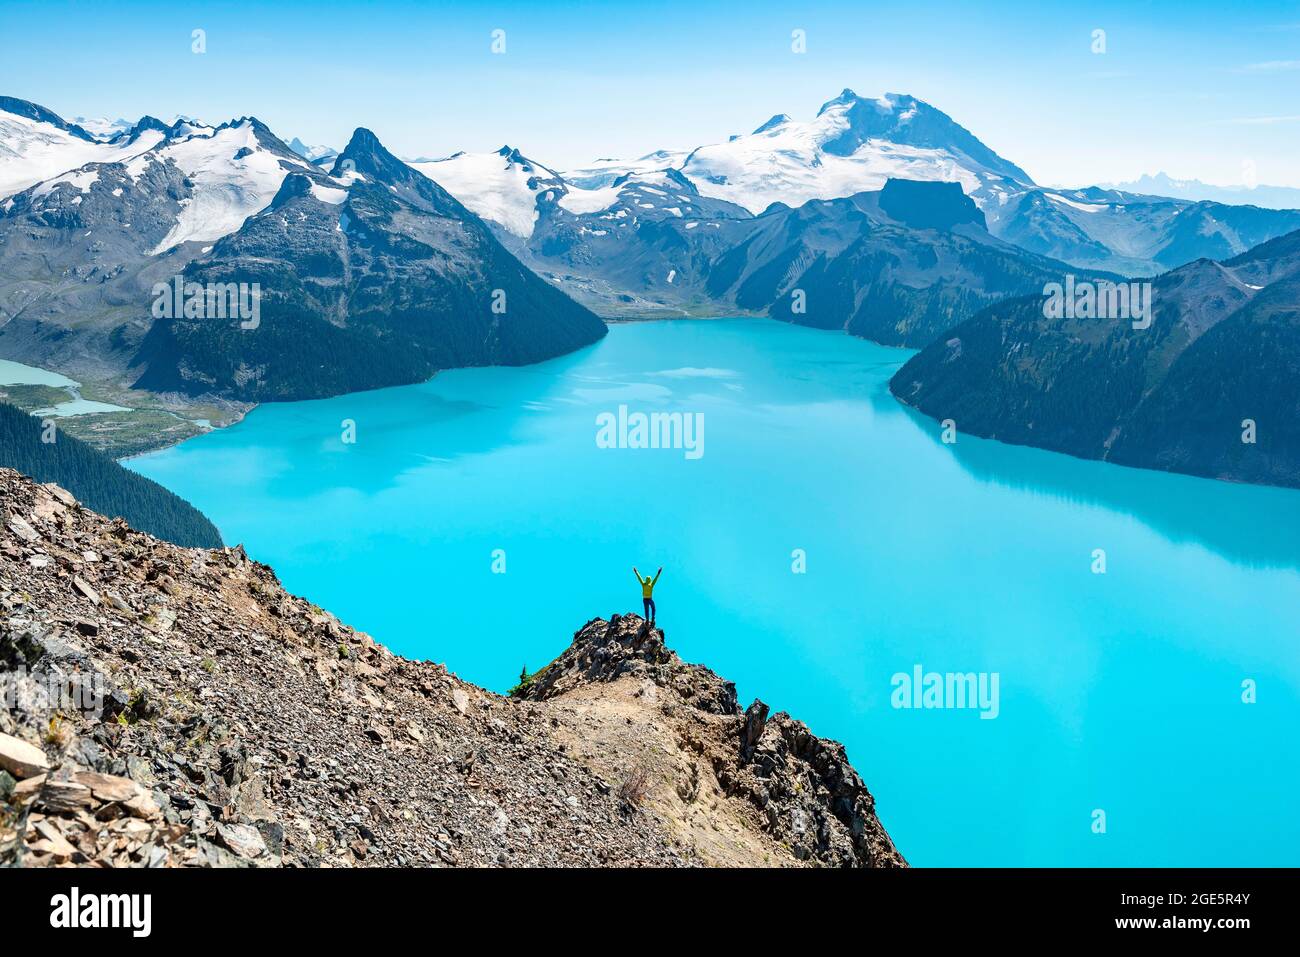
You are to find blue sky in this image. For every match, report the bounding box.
[3,0,1299,187]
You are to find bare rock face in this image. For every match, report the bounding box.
[0,467,904,868]
[725,706,905,866]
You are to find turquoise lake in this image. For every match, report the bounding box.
[128,317,1300,867]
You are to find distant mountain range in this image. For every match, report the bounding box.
[410,89,1300,281]
[1101,172,1300,211]
[262,92,1300,283]
[288,136,339,166]
[2,90,1299,488]
[519,171,1113,347]
[0,98,604,401]
[135,129,606,400]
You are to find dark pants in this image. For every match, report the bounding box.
[643,597,655,621]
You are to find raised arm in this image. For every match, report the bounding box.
[652,567,662,585]
[633,566,642,584]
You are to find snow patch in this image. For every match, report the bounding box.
[150,121,313,253]
[0,110,162,198]
[558,183,622,215]
[310,183,349,205]
[32,167,99,199]
[409,149,562,238]
[1044,192,1109,213]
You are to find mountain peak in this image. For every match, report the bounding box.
[496,144,532,167]
[814,89,1031,182]
[333,127,424,187]
[753,113,791,134]
[268,171,316,208]
[0,95,98,142]
[816,88,862,115]
[209,116,274,139]
[342,127,382,151]
[288,137,339,164]
[335,127,385,167]
[122,115,170,140]
[814,88,914,120]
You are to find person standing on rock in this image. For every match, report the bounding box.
[633,566,662,624]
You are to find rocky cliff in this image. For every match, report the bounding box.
[0,468,903,868]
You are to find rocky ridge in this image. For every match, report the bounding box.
[0,467,903,867]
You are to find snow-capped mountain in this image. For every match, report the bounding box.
[71,115,135,139]
[139,117,316,252]
[0,96,603,399]
[0,98,349,384]
[555,89,1034,214]
[397,88,1300,278]
[674,89,1032,214]
[562,149,692,189]
[547,89,1300,275]
[122,115,213,143]
[408,146,566,239]
[408,89,1032,237]
[68,113,208,143]
[543,90,1031,220]
[0,96,165,198]
[133,129,604,400]
[288,136,339,166]
[0,104,318,253]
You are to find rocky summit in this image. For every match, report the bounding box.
[0,467,903,868]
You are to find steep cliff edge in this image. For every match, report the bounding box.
[0,467,902,867]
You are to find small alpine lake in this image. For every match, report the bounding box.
[128,317,1300,866]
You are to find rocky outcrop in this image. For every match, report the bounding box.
[0,467,903,867]
[518,616,906,867]
[519,614,740,716]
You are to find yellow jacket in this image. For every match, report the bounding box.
[634,567,662,598]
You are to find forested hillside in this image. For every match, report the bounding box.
[0,401,222,548]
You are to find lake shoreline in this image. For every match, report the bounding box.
[126,317,1300,866]
[0,356,253,459]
